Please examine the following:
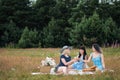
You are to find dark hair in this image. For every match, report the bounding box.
[78,46,87,60]
[92,44,102,53]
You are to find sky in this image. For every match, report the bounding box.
[30,0,36,2]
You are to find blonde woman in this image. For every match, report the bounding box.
[55,46,75,75]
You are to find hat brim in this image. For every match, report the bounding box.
[60,47,72,53]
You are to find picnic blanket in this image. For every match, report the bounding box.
[31,71,94,75]
[31,68,95,75]
[32,69,114,75]
[50,67,95,75]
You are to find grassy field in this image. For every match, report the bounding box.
[0,48,120,80]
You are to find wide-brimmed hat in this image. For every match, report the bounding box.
[60,46,72,53]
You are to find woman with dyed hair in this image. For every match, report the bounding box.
[83,44,105,71]
[55,46,75,75]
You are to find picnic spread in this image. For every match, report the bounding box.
[31,57,114,75]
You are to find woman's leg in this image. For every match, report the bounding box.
[56,67,63,75]
[68,65,76,72]
[68,65,73,69]
[57,66,67,75]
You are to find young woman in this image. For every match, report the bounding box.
[83,44,105,71]
[55,46,75,75]
[68,46,88,70]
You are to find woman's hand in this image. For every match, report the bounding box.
[74,57,79,61]
[72,58,78,62]
[83,60,88,63]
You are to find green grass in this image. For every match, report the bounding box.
[0,48,120,80]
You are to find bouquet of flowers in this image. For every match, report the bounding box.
[41,57,56,67]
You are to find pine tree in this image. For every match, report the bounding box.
[1,20,20,47]
[69,16,87,47]
[18,27,38,48]
[83,12,103,46]
[18,27,30,48]
[104,17,118,45]
[33,0,56,29]
[42,18,57,47]
[69,12,104,47]
[0,0,32,27]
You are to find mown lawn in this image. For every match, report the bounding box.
[0,48,120,80]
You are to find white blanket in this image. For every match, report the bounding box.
[32,68,114,75]
[31,71,94,75]
[68,70,94,75]
[49,68,94,75]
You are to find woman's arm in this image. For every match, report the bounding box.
[101,54,105,69]
[85,55,88,60]
[83,54,92,63]
[61,58,75,66]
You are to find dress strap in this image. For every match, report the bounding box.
[99,53,102,57]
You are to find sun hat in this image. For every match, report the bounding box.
[60,45,72,53]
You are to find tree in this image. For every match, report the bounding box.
[0,0,120,48]
[104,17,118,45]
[18,27,30,48]
[70,12,104,47]
[69,16,87,47]
[0,0,32,28]
[18,27,38,48]
[0,20,20,47]
[83,12,104,46]
[42,18,70,47]
[42,27,54,48]
[33,0,56,30]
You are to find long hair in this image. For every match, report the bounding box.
[78,46,87,60]
[92,44,102,53]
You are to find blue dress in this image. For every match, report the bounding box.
[91,53,104,70]
[72,55,86,70]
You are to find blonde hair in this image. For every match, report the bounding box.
[62,49,70,55]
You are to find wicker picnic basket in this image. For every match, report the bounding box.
[39,66,52,73]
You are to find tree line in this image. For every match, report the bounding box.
[0,0,120,48]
